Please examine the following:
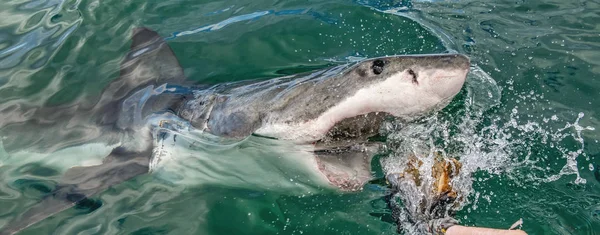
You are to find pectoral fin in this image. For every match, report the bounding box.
[0,147,152,235]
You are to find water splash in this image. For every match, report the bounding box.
[545,112,595,184]
[379,66,595,233]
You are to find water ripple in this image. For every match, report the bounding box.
[0,0,81,86]
[168,11,273,40]
[1,0,597,234]
[166,9,340,40]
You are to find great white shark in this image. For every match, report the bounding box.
[0,28,469,234]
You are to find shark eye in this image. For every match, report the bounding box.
[408,69,418,84]
[372,59,385,75]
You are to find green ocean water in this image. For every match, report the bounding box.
[0,0,599,234]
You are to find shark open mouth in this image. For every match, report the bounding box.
[311,112,391,191]
[314,144,379,191]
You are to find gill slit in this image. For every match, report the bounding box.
[201,95,217,132]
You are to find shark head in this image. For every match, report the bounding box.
[343,54,470,119]
[245,54,470,144]
[280,54,470,191]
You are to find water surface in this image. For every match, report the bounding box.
[0,0,599,234]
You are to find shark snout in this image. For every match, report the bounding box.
[430,54,470,100]
[451,54,471,71]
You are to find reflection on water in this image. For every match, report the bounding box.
[0,0,80,77]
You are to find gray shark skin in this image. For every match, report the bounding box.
[0,27,469,234]
[178,52,470,143]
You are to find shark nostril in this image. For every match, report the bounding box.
[372,59,385,75]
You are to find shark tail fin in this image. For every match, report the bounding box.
[0,147,152,235]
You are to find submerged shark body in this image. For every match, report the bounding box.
[0,28,469,234]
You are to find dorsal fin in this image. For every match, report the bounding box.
[99,28,185,102]
[94,27,188,127]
